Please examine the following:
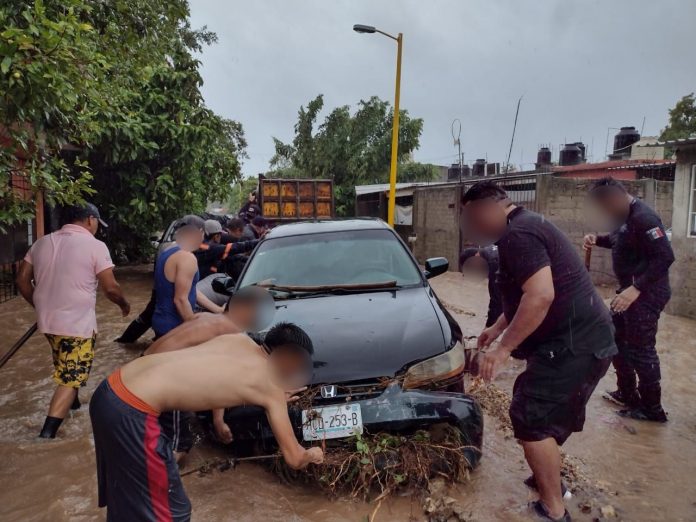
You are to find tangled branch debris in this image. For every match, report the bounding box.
[276,426,476,502]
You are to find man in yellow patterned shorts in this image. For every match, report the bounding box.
[17,203,130,438]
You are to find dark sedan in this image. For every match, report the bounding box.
[222,219,483,466]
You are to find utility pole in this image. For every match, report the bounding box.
[452,119,462,182]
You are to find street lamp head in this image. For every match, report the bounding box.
[353,24,376,34]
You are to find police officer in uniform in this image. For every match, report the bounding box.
[584,177,674,422]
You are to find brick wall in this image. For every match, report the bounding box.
[536,176,673,285]
[412,175,674,287]
[412,185,460,269]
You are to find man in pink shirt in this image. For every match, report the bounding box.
[16,203,131,438]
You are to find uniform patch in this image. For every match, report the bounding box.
[646,227,665,240]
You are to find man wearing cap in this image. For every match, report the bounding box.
[151,215,223,339]
[16,203,131,438]
[195,219,260,306]
[241,215,268,241]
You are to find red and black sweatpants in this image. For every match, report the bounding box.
[89,371,191,521]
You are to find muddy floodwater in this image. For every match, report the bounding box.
[1,267,695,521]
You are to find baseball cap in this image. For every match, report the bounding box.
[251,216,267,227]
[173,214,205,231]
[67,202,108,228]
[204,219,223,235]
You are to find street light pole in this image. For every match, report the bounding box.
[386,33,403,227]
[353,24,403,227]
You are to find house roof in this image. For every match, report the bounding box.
[655,137,696,148]
[552,159,673,173]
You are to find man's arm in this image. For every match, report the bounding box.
[212,408,233,444]
[196,290,224,313]
[479,267,554,382]
[173,253,198,321]
[264,391,323,470]
[16,260,34,307]
[97,268,130,317]
[145,315,236,355]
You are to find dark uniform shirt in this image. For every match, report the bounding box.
[194,239,259,279]
[460,246,502,326]
[496,207,616,359]
[596,199,674,297]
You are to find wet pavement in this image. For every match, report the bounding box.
[0,266,694,521]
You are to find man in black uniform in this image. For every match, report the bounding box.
[459,246,502,327]
[462,181,616,522]
[584,177,674,422]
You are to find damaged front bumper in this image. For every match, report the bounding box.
[222,383,484,467]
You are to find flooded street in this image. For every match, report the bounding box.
[1,267,695,521]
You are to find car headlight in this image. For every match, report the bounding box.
[402,342,466,390]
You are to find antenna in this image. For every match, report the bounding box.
[640,116,646,135]
[505,95,523,175]
[451,119,462,181]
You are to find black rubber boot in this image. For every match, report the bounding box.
[38,416,64,439]
[617,407,668,423]
[602,389,640,409]
[115,316,150,343]
[70,394,81,410]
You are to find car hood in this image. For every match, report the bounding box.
[270,287,447,383]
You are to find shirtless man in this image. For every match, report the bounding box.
[90,323,323,522]
[144,286,275,443]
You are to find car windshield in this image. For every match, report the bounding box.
[239,229,423,288]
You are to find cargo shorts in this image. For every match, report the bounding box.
[45,333,97,388]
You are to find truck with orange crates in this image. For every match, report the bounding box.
[257,175,335,222]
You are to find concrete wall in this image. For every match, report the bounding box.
[666,147,696,318]
[411,175,674,286]
[536,176,674,285]
[412,184,460,269]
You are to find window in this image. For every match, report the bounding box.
[690,165,696,237]
[239,229,424,288]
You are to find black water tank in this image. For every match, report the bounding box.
[472,159,486,177]
[447,164,461,181]
[559,143,582,166]
[536,147,552,168]
[613,127,640,155]
[573,142,586,162]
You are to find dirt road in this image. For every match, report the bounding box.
[0,267,694,521]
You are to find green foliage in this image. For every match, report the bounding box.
[1,0,246,258]
[0,0,98,226]
[660,93,696,142]
[268,95,429,216]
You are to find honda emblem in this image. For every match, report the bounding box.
[320,385,337,399]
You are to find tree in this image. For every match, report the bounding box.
[269,95,430,216]
[660,93,696,142]
[1,1,246,258]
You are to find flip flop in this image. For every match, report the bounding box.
[529,500,571,522]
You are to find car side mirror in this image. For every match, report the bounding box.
[149,235,161,243]
[424,257,448,279]
[212,276,235,296]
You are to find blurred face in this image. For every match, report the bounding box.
[249,192,256,202]
[176,226,204,251]
[461,199,509,244]
[86,216,99,235]
[592,191,631,226]
[211,232,222,244]
[269,347,311,389]
[461,256,489,280]
[227,289,275,331]
[229,227,243,239]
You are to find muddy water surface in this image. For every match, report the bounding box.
[0,267,694,521]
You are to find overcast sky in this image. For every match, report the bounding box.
[189,0,696,177]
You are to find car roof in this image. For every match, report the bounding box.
[265,218,391,239]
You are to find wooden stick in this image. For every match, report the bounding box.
[584,248,592,272]
[0,323,37,369]
[180,454,280,477]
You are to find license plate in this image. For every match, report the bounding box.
[302,403,363,441]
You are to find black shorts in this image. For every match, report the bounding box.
[509,351,611,445]
[159,410,194,454]
[89,377,191,521]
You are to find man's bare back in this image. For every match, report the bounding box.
[144,313,240,355]
[124,334,271,412]
[120,331,322,469]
